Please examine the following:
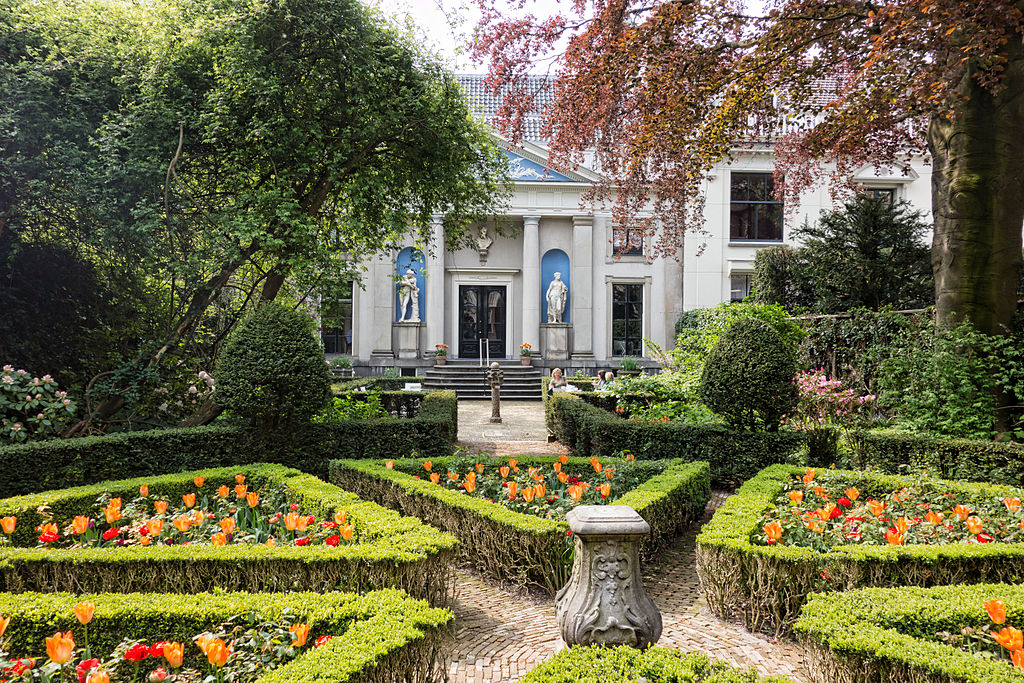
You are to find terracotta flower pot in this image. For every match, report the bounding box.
[436,356,447,366]
[521,357,531,366]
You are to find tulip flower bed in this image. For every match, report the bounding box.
[0,589,449,683]
[519,645,793,683]
[0,464,457,606]
[696,464,1024,636]
[795,584,1024,683]
[331,456,711,594]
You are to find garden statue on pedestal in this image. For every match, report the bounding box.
[397,269,420,323]
[486,362,504,424]
[546,272,568,323]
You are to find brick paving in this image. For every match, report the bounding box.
[445,490,809,682]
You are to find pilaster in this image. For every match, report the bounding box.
[426,215,446,352]
[522,215,542,352]
[572,214,594,358]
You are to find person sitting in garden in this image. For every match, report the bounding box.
[550,368,568,392]
[593,370,607,389]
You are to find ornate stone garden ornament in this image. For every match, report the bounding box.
[397,269,420,323]
[556,505,662,648]
[546,272,568,323]
[486,361,504,424]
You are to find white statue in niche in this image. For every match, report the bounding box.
[398,269,421,323]
[477,226,493,264]
[546,272,568,323]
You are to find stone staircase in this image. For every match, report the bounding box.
[422,360,544,400]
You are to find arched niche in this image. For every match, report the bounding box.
[395,247,426,322]
[541,249,571,323]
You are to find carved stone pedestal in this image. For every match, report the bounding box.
[555,505,662,649]
[393,322,424,360]
[541,323,570,361]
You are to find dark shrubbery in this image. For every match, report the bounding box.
[700,318,798,430]
[216,303,331,431]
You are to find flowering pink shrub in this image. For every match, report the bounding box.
[785,369,876,430]
[0,365,76,444]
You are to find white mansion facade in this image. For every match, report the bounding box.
[321,75,933,374]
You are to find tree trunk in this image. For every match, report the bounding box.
[929,46,1024,336]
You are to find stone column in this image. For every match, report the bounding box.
[522,215,542,354]
[572,215,594,358]
[426,215,446,353]
[370,252,396,362]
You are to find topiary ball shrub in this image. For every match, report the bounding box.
[699,318,797,431]
[215,303,331,431]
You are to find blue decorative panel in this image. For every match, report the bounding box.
[505,150,577,183]
[395,247,426,323]
[541,249,571,324]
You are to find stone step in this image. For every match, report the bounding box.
[423,363,544,400]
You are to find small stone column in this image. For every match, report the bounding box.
[555,505,662,649]
[522,215,541,353]
[486,362,504,424]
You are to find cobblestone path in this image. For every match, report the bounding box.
[446,492,809,682]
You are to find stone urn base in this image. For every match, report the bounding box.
[521,357,532,366]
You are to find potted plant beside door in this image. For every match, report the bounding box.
[434,344,448,366]
[520,342,533,366]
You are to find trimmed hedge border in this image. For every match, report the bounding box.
[330,457,711,595]
[696,464,1024,636]
[0,464,457,606]
[796,584,1024,683]
[548,393,803,485]
[519,645,793,682]
[0,589,450,683]
[0,390,457,497]
[849,429,1024,486]
[331,377,426,393]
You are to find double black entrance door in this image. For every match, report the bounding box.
[459,285,506,358]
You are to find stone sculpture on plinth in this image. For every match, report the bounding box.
[486,361,503,424]
[555,505,662,649]
[397,269,420,323]
[546,272,568,323]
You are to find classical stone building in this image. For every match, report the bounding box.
[321,75,933,376]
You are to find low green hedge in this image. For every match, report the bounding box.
[0,464,457,605]
[796,584,1024,683]
[520,645,793,683]
[549,393,802,485]
[695,464,1024,636]
[848,429,1024,486]
[331,377,425,393]
[0,390,457,497]
[330,457,710,595]
[0,589,450,683]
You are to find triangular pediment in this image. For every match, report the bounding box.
[493,136,601,184]
[851,164,919,184]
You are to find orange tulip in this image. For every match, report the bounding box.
[290,623,310,647]
[605,469,614,480]
[464,471,476,484]
[559,454,568,465]
[423,461,432,472]
[206,638,230,667]
[534,484,546,497]
[194,477,205,488]
[46,631,75,664]
[182,493,196,508]
[1007,497,1023,511]
[0,516,15,534]
[140,536,151,546]
[764,521,783,541]
[522,488,535,502]
[894,517,911,535]
[509,459,518,470]
[340,524,355,541]
[568,485,583,501]
[385,460,394,469]
[246,492,259,508]
[986,599,1007,625]
[500,466,510,478]
[884,529,904,545]
[219,518,235,535]
[163,642,184,668]
[507,482,518,499]
[235,474,245,484]
[966,516,984,534]
[74,600,94,625]
[557,472,568,484]
[802,468,815,485]
[218,485,229,498]
[995,626,1024,651]
[429,472,440,484]
[925,510,944,525]
[953,504,971,521]
[845,488,859,501]
[192,511,207,525]
[147,519,163,536]
[154,500,168,515]
[447,472,459,481]
[625,451,635,462]
[868,500,885,517]
[817,504,836,521]
[234,485,246,499]
[813,486,828,500]
[589,457,602,473]
[194,633,212,654]
[598,483,611,499]
[210,533,226,546]
[463,480,476,493]
[265,537,277,547]
[173,516,192,533]
[109,498,122,511]
[333,510,347,526]
[476,463,484,474]
[553,461,562,473]
[0,616,9,637]
[72,515,90,535]
[294,515,308,532]
[139,484,149,498]
[284,513,299,531]
[788,491,803,504]
[87,670,110,683]
[806,519,825,533]
[1013,649,1024,670]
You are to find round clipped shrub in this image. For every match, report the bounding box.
[699,318,797,430]
[215,303,330,430]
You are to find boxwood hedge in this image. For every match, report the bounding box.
[548,393,802,485]
[0,464,457,606]
[519,645,793,683]
[0,391,457,497]
[795,584,1024,683]
[696,464,1024,636]
[0,589,450,683]
[330,456,710,595]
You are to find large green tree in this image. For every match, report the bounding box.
[473,0,1024,335]
[1,0,507,432]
